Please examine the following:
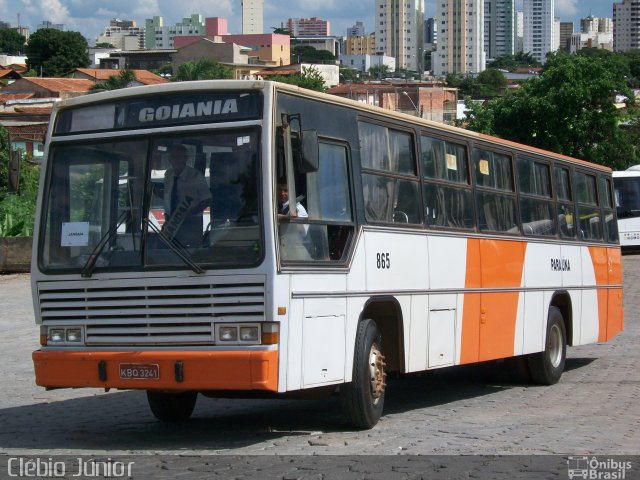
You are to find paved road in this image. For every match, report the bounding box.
[0,257,638,471]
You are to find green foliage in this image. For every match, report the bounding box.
[0,28,26,55]
[0,125,40,237]
[89,69,136,93]
[94,42,115,49]
[26,29,89,77]
[339,66,360,82]
[488,51,541,71]
[368,64,390,79]
[172,59,233,81]
[464,53,638,169]
[270,66,326,92]
[291,45,336,63]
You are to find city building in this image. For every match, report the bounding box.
[35,20,64,31]
[145,14,206,50]
[339,53,396,73]
[242,0,264,34]
[293,36,341,58]
[559,22,573,52]
[515,10,524,53]
[614,0,640,51]
[523,0,556,64]
[285,17,330,37]
[433,0,485,76]
[571,16,613,53]
[347,21,366,37]
[425,17,437,45]
[344,34,376,55]
[375,0,425,72]
[484,0,516,61]
[96,19,145,50]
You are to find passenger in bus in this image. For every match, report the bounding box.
[162,144,211,247]
[277,180,308,220]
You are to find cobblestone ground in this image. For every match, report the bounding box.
[0,257,638,477]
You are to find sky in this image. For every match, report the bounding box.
[1,0,622,44]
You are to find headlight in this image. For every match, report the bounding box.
[239,326,259,342]
[219,326,238,342]
[49,328,65,342]
[65,328,82,342]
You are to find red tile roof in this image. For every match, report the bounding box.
[0,93,35,103]
[73,68,168,85]
[18,77,94,93]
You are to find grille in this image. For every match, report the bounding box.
[37,275,266,346]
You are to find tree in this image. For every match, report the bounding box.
[94,42,115,49]
[465,53,637,169]
[270,66,326,92]
[291,45,335,63]
[0,29,26,55]
[368,64,390,79]
[488,51,541,71]
[476,68,507,97]
[89,69,137,93]
[172,59,233,81]
[26,29,89,77]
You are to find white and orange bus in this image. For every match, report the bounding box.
[31,81,623,429]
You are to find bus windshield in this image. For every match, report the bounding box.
[40,128,262,273]
[614,176,640,219]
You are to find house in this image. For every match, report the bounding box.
[0,78,94,100]
[0,96,55,160]
[69,68,168,86]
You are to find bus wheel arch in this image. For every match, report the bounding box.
[527,305,567,385]
[550,291,573,347]
[358,296,405,374]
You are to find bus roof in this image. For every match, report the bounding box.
[52,79,612,173]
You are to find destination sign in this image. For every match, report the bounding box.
[54,91,262,135]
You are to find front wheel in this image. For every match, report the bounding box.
[527,306,567,385]
[340,319,387,429]
[147,391,197,422]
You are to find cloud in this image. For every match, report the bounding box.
[555,0,578,17]
[19,0,71,24]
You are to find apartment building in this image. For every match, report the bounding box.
[433,0,485,76]
[523,0,556,64]
[375,0,425,72]
[484,0,515,60]
[614,0,640,51]
[286,17,330,37]
[96,19,145,50]
[344,34,376,55]
[242,0,264,34]
[145,14,206,49]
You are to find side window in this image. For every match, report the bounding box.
[575,171,602,241]
[421,135,473,229]
[473,148,518,233]
[517,157,555,237]
[601,176,618,243]
[359,121,421,224]
[279,142,354,263]
[554,166,577,239]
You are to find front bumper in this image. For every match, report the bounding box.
[33,349,278,392]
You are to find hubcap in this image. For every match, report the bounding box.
[368,343,387,404]
[548,324,563,368]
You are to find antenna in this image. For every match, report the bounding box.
[17,13,20,27]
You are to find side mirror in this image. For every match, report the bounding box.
[297,130,319,173]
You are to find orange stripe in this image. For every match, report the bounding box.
[461,238,481,364]
[607,247,624,341]
[478,240,526,361]
[32,350,279,392]
[588,246,609,342]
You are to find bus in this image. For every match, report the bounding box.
[31,81,624,429]
[613,165,640,252]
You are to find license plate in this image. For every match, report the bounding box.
[119,363,160,380]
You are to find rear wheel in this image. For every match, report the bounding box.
[147,391,197,422]
[527,306,566,385]
[340,319,387,429]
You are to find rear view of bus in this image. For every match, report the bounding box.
[613,165,640,252]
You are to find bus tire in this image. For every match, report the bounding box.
[527,306,566,385]
[147,390,197,422]
[340,319,386,429]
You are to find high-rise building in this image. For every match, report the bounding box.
[572,16,614,53]
[484,0,515,60]
[242,0,264,35]
[285,17,330,37]
[145,14,206,49]
[559,22,573,52]
[425,17,437,45]
[375,0,425,72]
[614,0,640,51]
[36,20,64,31]
[515,10,524,53]
[433,0,485,76]
[347,21,366,37]
[523,0,555,64]
[97,19,145,50]
[345,34,376,55]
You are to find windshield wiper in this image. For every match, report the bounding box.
[81,209,130,278]
[143,218,204,274]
